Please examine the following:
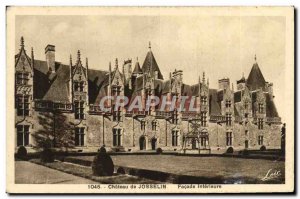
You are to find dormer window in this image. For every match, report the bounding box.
[75,101,84,119]
[74,81,84,92]
[226,113,232,126]
[225,100,231,108]
[258,103,264,114]
[201,96,207,105]
[16,72,29,85]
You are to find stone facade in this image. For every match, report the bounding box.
[15,37,282,153]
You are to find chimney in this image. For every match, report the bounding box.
[218,78,230,90]
[45,45,55,73]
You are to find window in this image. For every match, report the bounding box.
[75,127,85,146]
[225,100,231,108]
[172,109,178,124]
[258,103,264,113]
[244,102,249,110]
[112,106,121,122]
[258,135,264,145]
[201,111,207,126]
[16,72,29,85]
[113,128,122,146]
[226,132,233,146]
[225,113,232,126]
[201,96,207,105]
[141,120,146,131]
[17,125,29,146]
[245,130,248,136]
[16,95,30,116]
[258,118,264,129]
[200,137,207,147]
[172,130,179,146]
[245,113,249,118]
[74,82,84,92]
[152,120,158,131]
[75,101,84,119]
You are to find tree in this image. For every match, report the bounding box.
[32,110,74,151]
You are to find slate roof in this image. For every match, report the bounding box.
[141,50,164,80]
[133,61,143,74]
[246,62,266,91]
[15,43,279,118]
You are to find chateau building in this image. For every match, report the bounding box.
[15,37,282,153]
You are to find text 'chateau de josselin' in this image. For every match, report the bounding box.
[15,37,282,154]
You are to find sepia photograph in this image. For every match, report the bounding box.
[6,6,294,194]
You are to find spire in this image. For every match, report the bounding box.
[109,61,112,72]
[149,41,151,51]
[254,54,257,63]
[202,72,205,84]
[86,57,88,69]
[77,50,81,63]
[20,36,24,48]
[31,47,34,67]
[207,78,209,87]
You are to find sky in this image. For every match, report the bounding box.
[15,15,286,121]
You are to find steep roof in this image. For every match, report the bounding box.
[133,61,143,74]
[141,50,164,80]
[246,62,266,91]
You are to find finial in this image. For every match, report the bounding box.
[198,76,201,84]
[232,83,234,91]
[86,57,88,68]
[31,47,34,57]
[77,50,81,62]
[115,58,118,68]
[109,61,112,71]
[20,36,24,48]
[149,41,151,50]
[202,72,205,83]
[136,57,138,62]
[207,78,209,86]
[254,54,257,62]
[169,72,172,80]
[70,54,72,65]
[242,72,244,78]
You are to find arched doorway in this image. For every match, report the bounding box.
[151,138,157,150]
[139,136,146,150]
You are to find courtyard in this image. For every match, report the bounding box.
[72,155,285,184]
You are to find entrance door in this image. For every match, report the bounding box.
[139,136,146,150]
[192,138,197,149]
[151,138,157,150]
[245,140,249,149]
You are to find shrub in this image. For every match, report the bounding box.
[242,149,249,156]
[260,145,266,151]
[226,147,234,154]
[40,148,55,163]
[17,146,27,159]
[156,148,163,154]
[117,167,125,174]
[92,150,114,176]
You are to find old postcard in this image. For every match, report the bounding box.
[6,6,294,193]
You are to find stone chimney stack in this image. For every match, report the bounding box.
[45,44,55,73]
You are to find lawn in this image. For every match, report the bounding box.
[74,155,285,183]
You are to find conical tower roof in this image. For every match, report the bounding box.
[246,56,266,91]
[133,58,143,74]
[141,42,164,80]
